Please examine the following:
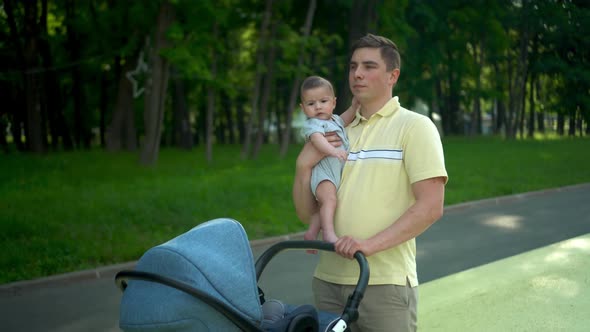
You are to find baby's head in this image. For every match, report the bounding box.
[300,76,336,120]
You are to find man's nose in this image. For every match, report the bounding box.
[354,67,363,79]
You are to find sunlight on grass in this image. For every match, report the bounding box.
[1,137,590,283]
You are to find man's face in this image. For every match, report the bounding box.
[349,47,398,103]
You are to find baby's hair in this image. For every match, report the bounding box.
[300,76,335,98]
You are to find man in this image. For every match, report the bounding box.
[293,34,448,331]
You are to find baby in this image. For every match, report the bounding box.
[299,76,358,243]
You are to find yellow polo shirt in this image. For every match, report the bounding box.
[314,97,448,286]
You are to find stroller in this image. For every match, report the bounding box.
[115,218,369,332]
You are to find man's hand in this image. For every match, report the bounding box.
[325,132,343,148]
[296,141,324,169]
[334,236,370,260]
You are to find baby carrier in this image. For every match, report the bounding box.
[116,218,369,332]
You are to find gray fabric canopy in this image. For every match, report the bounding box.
[119,218,263,331]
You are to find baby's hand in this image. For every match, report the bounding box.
[332,149,348,161]
[351,97,360,111]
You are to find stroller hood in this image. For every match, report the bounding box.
[120,218,263,331]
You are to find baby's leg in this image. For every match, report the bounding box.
[303,213,321,254]
[315,180,339,243]
[304,213,321,241]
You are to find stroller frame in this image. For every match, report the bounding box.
[116,240,369,332]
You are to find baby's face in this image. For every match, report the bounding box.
[300,87,336,120]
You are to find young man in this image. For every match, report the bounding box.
[293,34,448,331]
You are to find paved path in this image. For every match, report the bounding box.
[419,233,590,331]
[1,183,589,332]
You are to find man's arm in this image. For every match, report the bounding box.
[292,142,323,223]
[334,176,446,258]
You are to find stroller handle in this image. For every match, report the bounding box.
[254,240,369,327]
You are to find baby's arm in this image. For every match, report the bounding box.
[339,97,360,127]
[309,133,347,161]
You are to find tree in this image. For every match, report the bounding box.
[4,0,46,152]
[241,0,273,159]
[106,58,138,151]
[279,0,317,157]
[140,1,174,165]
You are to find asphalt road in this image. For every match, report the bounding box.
[1,183,589,332]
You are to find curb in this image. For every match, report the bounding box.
[443,182,590,212]
[2,182,589,295]
[0,233,308,297]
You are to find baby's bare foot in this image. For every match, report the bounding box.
[323,233,339,243]
[304,231,318,254]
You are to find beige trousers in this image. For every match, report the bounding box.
[312,277,418,332]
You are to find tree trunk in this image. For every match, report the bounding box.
[205,23,218,163]
[23,0,46,152]
[7,88,26,151]
[253,20,278,158]
[507,2,530,139]
[470,43,483,136]
[568,111,576,136]
[527,74,536,138]
[279,0,317,157]
[98,70,109,148]
[171,68,192,149]
[236,97,246,144]
[222,92,235,144]
[3,0,26,151]
[336,0,378,114]
[241,0,273,159]
[140,1,174,165]
[557,113,565,136]
[39,0,66,150]
[447,58,462,135]
[106,59,137,151]
[536,78,545,133]
[66,0,89,148]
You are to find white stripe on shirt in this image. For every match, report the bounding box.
[347,149,403,161]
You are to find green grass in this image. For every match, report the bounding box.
[1,137,590,284]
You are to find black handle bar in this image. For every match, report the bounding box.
[254,240,370,325]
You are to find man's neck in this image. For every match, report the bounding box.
[360,95,393,119]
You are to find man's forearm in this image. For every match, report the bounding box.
[292,166,315,223]
[292,143,323,223]
[364,177,446,256]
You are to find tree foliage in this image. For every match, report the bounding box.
[1,0,588,161]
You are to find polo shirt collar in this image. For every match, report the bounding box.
[350,96,401,127]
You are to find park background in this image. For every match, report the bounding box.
[1,0,589,284]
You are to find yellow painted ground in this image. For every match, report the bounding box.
[419,233,590,331]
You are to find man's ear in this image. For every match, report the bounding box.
[389,69,400,86]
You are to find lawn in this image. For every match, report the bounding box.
[1,137,590,284]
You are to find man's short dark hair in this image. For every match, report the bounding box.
[351,33,401,71]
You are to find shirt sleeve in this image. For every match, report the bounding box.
[403,116,449,184]
[301,118,326,141]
